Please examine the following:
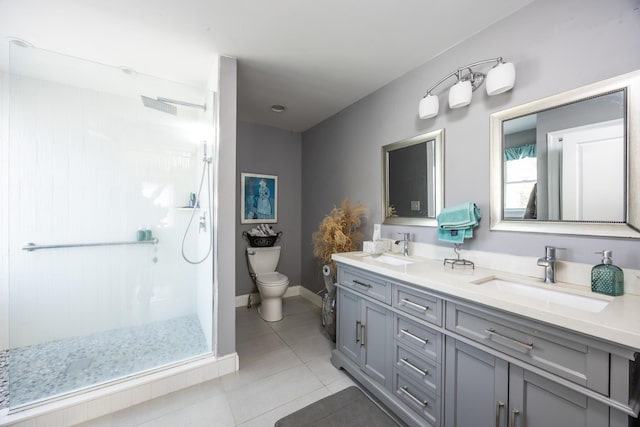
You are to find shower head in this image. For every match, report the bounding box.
[141,95,206,115]
[141,95,177,115]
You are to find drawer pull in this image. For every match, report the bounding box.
[401,298,429,312]
[400,385,428,407]
[485,328,533,352]
[400,357,428,376]
[496,401,504,427]
[400,329,429,345]
[353,279,372,289]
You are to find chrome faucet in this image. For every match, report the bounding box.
[537,245,562,284]
[395,233,410,256]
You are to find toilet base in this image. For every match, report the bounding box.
[258,298,283,322]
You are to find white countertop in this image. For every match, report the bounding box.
[333,251,640,351]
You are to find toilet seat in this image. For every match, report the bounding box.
[256,272,289,286]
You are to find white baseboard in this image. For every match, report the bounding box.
[235,285,323,308]
[300,286,323,307]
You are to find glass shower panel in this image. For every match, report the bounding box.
[4,43,214,408]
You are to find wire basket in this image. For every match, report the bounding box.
[242,231,282,247]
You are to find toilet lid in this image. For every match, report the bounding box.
[257,272,289,286]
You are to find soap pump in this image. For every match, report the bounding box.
[591,250,624,296]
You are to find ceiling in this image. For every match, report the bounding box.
[0,0,533,132]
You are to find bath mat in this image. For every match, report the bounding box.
[274,386,400,426]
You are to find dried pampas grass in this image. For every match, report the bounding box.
[312,198,369,280]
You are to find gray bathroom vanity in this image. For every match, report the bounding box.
[330,252,640,427]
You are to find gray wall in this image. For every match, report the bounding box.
[301,0,640,293]
[236,122,302,296]
[216,56,237,356]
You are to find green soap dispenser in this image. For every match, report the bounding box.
[591,250,624,296]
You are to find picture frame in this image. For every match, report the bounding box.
[241,173,278,224]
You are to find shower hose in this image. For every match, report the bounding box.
[181,157,213,264]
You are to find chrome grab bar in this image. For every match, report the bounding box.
[401,298,429,312]
[22,238,159,252]
[400,328,429,345]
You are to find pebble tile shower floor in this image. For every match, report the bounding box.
[0,315,208,409]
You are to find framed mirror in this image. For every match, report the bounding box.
[382,128,444,226]
[490,70,640,238]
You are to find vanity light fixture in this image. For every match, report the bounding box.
[418,57,515,119]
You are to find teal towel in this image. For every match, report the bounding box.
[437,202,481,243]
[437,202,482,229]
[437,227,474,244]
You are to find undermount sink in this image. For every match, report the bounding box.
[471,277,611,313]
[365,254,417,266]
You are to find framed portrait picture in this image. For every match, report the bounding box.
[241,173,278,224]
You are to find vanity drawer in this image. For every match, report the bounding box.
[393,285,442,326]
[445,302,609,394]
[394,371,439,426]
[395,314,442,363]
[339,267,391,304]
[395,343,440,395]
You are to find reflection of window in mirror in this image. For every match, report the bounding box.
[504,156,537,219]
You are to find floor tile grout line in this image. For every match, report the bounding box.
[236,383,329,427]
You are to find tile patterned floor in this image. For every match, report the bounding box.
[1,315,208,408]
[76,296,356,426]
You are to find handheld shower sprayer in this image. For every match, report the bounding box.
[181,140,214,264]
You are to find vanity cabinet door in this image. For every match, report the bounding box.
[444,337,508,427]
[360,299,392,386]
[508,366,609,427]
[336,287,391,388]
[337,288,361,365]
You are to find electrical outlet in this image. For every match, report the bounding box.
[411,201,420,211]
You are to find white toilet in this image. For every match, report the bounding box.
[246,246,290,322]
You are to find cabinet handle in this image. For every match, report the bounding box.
[356,320,361,343]
[400,357,428,376]
[401,298,429,312]
[510,408,520,427]
[495,401,504,427]
[360,323,366,347]
[400,328,429,345]
[484,328,533,352]
[353,279,372,288]
[400,385,428,408]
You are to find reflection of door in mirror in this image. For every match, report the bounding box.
[548,119,624,222]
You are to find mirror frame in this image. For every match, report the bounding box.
[382,128,444,227]
[490,70,640,238]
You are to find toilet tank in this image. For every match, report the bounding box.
[247,246,281,274]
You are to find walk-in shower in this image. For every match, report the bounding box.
[1,40,217,411]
